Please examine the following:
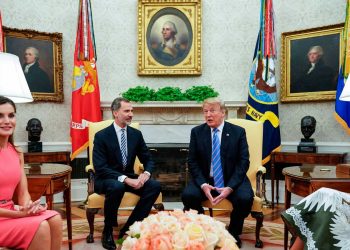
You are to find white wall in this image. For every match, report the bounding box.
[0,0,349,153]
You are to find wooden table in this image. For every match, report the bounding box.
[270,151,346,207]
[282,165,350,250]
[25,163,72,250]
[24,151,70,165]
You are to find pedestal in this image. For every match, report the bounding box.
[28,141,43,152]
[297,138,317,153]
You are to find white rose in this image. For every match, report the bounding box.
[121,236,138,250]
[127,221,142,237]
[172,231,189,250]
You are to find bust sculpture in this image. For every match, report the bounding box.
[301,115,316,139]
[298,115,317,153]
[26,118,43,152]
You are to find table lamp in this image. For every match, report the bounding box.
[0,52,33,103]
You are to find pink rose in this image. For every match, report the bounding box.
[178,216,193,227]
[186,240,205,250]
[133,238,151,250]
[150,234,173,250]
[170,209,184,218]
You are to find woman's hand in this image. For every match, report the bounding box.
[28,202,47,215]
[19,199,47,216]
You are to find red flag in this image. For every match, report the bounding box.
[70,0,101,160]
[0,10,4,52]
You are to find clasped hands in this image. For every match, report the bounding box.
[17,199,47,216]
[124,173,150,189]
[202,184,232,206]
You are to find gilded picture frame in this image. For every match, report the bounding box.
[280,24,343,103]
[3,27,63,102]
[138,0,202,75]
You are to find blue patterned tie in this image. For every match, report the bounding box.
[212,128,224,188]
[120,128,127,170]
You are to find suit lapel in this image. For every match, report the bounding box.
[221,122,230,169]
[126,126,135,166]
[203,125,212,167]
[107,124,123,166]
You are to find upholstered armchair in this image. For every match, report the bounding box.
[202,118,266,248]
[85,120,163,243]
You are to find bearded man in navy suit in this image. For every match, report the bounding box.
[182,98,254,248]
[93,97,161,250]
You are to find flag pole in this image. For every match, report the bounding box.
[70,0,102,160]
[246,0,281,208]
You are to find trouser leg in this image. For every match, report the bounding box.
[227,181,254,236]
[119,179,161,236]
[181,181,207,214]
[96,179,125,230]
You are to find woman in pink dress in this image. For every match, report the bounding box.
[0,96,62,250]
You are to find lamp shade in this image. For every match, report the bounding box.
[0,52,33,103]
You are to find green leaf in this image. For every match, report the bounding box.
[116,238,124,245]
[121,86,155,103]
[154,87,187,101]
[184,85,219,102]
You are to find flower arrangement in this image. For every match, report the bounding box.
[121,210,239,250]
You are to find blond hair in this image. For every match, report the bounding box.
[202,97,225,111]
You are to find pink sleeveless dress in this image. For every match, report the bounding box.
[0,144,58,249]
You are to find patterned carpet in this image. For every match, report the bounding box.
[61,207,284,249]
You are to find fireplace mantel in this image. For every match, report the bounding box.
[101,101,246,125]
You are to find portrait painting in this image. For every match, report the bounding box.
[3,27,63,102]
[138,0,201,75]
[281,24,343,102]
[147,7,192,66]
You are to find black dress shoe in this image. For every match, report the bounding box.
[234,235,242,248]
[102,230,116,250]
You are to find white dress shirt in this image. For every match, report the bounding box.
[112,122,150,183]
[113,123,128,182]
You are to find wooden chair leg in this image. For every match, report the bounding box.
[209,208,213,217]
[251,211,264,248]
[86,207,100,243]
[153,203,164,211]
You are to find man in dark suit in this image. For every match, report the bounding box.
[182,98,254,248]
[93,97,161,250]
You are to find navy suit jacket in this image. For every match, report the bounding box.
[93,124,154,182]
[292,60,337,93]
[188,121,250,191]
[23,62,52,93]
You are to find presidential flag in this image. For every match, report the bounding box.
[70,0,101,160]
[246,0,281,164]
[334,0,350,134]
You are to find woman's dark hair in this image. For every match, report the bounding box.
[0,96,17,147]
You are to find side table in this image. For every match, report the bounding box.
[24,151,70,165]
[25,163,72,250]
[270,151,346,207]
